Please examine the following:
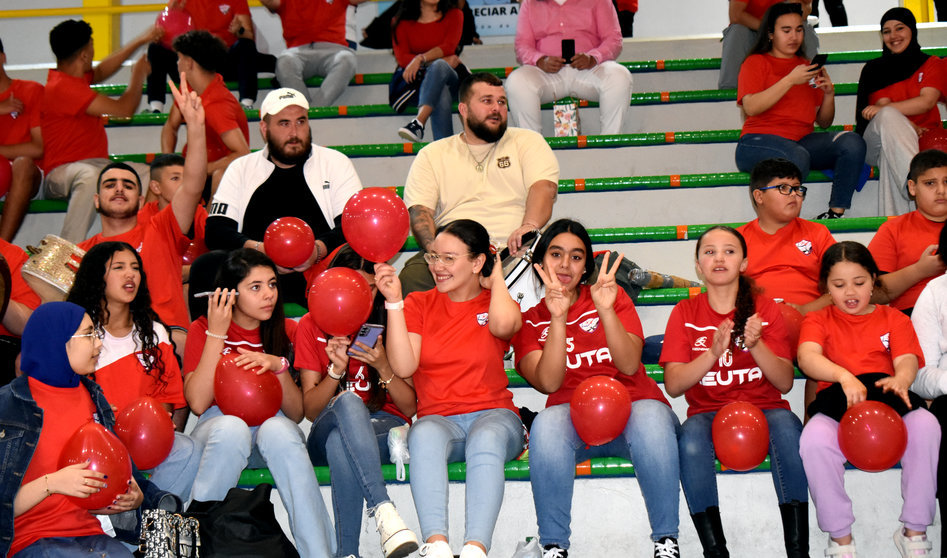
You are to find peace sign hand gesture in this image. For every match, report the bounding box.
[590,251,623,312]
[534,263,570,319]
[169,72,205,126]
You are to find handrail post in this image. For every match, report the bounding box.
[85,0,121,58]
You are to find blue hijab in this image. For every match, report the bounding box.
[20,302,88,388]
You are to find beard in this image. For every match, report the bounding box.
[98,200,138,220]
[267,130,313,166]
[466,112,508,143]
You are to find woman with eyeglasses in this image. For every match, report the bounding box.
[734,2,866,220]
[374,219,525,558]
[67,242,201,503]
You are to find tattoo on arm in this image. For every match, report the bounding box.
[409,205,437,252]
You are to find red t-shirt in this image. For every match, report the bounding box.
[79,205,190,329]
[404,288,517,418]
[392,9,463,69]
[799,304,924,392]
[138,201,208,256]
[868,210,944,311]
[737,218,835,305]
[184,0,250,48]
[183,74,249,165]
[94,324,185,412]
[276,0,348,48]
[11,378,103,555]
[743,0,781,21]
[41,70,108,172]
[513,286,668,408]
[183,315,297,376]
[738,53,825,141]
[0,79,44,168]
[295,313,410,423]
[660,293,792,416]
[869,57,944,132]
[0,239,41,337]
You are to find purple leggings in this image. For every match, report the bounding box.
[799,410,940,538]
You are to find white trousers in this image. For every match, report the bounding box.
[864,106,919,216]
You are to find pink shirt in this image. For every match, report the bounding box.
[514,0,623,67]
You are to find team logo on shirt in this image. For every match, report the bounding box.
[539,326,549,341]
[881,332,890,351]
[795,240,813,255]
[694,336,708,348]
[477,312,489,326]
[497,156,511,169]
[579,317,599,333]
[219,4,231,14]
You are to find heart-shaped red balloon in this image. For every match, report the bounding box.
[114,397,175,470]
[58,422,133,510]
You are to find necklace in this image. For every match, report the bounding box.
[463,133,498,172]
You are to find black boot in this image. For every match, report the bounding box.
[779,501,810,558]
[690,506,729,558]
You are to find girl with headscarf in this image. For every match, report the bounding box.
[0,302,144,557]
[856,7,946,216]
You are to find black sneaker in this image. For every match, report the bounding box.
[398,119,424,142]
[653,537,680,558]
[815,208,844,219]
[542,545,568,558]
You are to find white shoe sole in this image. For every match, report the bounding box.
[383,528,419,558]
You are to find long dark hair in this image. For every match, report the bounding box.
[752,2,806,57]
[818,241,885,294]
[215,249,291,358]
[437,219,495,277]
[67,242,167,387]
[532,219,596,285]
[392,0,455,38]
[326,245,388,412]
[695,226,756,344]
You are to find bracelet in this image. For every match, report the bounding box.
[385,300,404,311]
[255,241,262,252]
[378,373,395,390]
[274,357,289,375]
[205,330,228,340]
[327,362,344,381]
[44,474,50,497]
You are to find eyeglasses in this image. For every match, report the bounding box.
[758,183,808,198]
[423,252,471,266]
[71,330,104,341]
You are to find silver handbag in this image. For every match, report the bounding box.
[139,508,201,558]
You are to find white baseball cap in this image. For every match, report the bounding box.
[260,88,309,119]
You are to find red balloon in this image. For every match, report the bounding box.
[156,7,194,49]
[0,155,11,199]
[777,302,803,360]
[838,400,907,472]
[264,217,316,269]
[182,239,207,265]
[214,353,283,426]
[58,422,133,510]
[114,397,175,470]
[919,128,947,154]
[341,188,410,263]
[570,376,632,446]
[307,268,373,336]
[712,401,769,471]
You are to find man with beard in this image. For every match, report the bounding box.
[399,72,559,295]
[205,87,362,305]
[79,78,207,367]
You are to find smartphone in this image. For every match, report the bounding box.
[348,323,384,355]
[561,39,575,63]
[809,53,828,70]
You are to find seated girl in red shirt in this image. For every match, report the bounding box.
[855,8,945,216]
[734,2,866,220]
[375,219,525,558]
[798,241,939,558]
[660,226,808,558]
[66,241,201,503]
[298,245,419,558]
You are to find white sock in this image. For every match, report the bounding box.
[149,100,164,112]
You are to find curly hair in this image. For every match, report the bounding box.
[695,226,757,346]
[66,242,168,388]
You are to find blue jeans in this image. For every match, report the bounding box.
[418,59,459,140]
[189,406,335,558]
[735,131,867,209]
[679,408,808,514]
[15,535,133,557]
[147,431,203,502]
[407,408,524,551]
[307,392,407,558]
[530,400,682,548]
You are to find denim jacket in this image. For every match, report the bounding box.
[0,375,174,557]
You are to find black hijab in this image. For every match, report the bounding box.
[855,7,930,135]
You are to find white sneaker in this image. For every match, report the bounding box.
[894,527,932,557]
[459,543,487,558]
[825,538,856,558]
[418,540,453,558]
[373,502,419,558]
